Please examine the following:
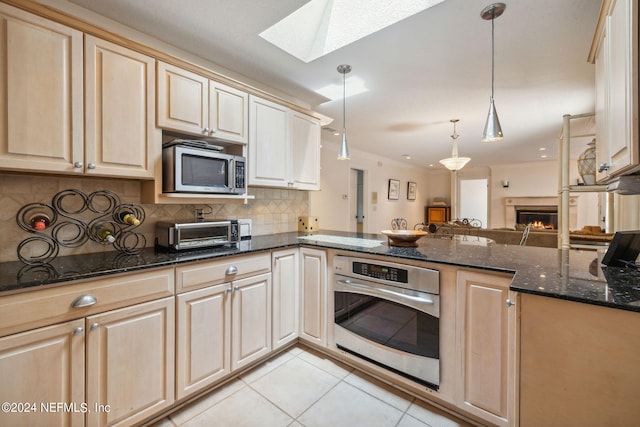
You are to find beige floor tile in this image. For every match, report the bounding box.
[396,414,430,427]
[240,347,297,384]
[407,399,474,427]
[169,379,246,425]
[181,386,292,427]
[296,347,354,379]
[343,370,414,412]
[250,356,340,418]
[298,381,404,427]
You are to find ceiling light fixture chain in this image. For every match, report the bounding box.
[337,64,352,160]
[481,2,505,142]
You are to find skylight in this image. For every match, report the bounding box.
[259,0,446,63]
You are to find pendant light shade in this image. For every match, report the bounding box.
[481,3,505,142]
[337,64,351,160]
[439,119,470,171]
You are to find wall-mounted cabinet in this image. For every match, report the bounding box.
[248,95,321,190]
[0,4,157,179]
[157,61,248,144]
[592,0,639,181]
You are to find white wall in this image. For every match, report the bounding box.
[310,141,433,233]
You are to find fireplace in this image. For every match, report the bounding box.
[515,206,558,229]
[504,197,577,230]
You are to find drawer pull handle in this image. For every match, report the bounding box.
[71,294,97,308]
[225,266,238,275]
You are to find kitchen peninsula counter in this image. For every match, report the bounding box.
[1,230,638,313]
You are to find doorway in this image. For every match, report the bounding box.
[459,178,488,227]
[350,168,365,233]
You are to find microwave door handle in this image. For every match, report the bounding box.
[336,279,435,305]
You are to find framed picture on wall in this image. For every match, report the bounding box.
[407,182,417,200]
[388,179,400,200]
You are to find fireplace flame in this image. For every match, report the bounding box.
[530,221,553,230]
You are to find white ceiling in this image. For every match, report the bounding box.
[68,0,601,169]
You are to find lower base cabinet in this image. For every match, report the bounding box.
[0,319,85,427]
[176,272,272,398]
[456,270,518,427]
[86,297,175,427]
[299,248,327,346]
[272,248,300,350]
[0,297,174,427]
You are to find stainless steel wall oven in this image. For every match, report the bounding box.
[333,256,440,389]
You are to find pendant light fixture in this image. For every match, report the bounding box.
[337,64,351,160]
[481,3,505,142]
[439,119,470,171]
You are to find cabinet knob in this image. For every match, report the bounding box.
[225,266,238,276]
[73,161,83,169]
[73,327,84,336]
[203,127,210,133]
[598,163,610,173]
[226,287,232,293]
[90,323,100,331]
[234,286,240,292]
[71,294,98,308]
[87,163,96,170]
[506,299,515,308]
[210,127,216,134]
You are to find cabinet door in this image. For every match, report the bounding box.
[85,36,157,178]
[595,20,610,183]
[299,248,327,346]
[248,95,290,187]
[157,61,208,136]
[209,82,248,144]
[176,283,231,400]
[290,111,321,190]
[606,0,638,176]
[456,271,517,427]
[86,297,175,427]
[0,319,85,427]
[231,272,272,370]
[0,4,83,174]
[272,249,299,349]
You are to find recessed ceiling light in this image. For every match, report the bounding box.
[402,154,411,160]
[539,147,547,151]
[260,0,445,63]
[541,154,548,158]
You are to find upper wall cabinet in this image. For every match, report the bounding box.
[85,35,157,178]
[0,4,157,179]
[0,3,83,174]
[593,0,639,181]
[248,95,321,190]
[157,61,248,144]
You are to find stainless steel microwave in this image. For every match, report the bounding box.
[162,141,246,194]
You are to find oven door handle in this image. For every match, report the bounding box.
[336,279,435,305]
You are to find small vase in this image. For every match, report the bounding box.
[578,140,596,185]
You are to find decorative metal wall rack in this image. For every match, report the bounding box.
[16,189,146,265]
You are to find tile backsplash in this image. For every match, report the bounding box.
[0,174,308,263]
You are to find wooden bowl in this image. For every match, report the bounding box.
[381,230,428,247]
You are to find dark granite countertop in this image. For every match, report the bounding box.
[1,230,639,313]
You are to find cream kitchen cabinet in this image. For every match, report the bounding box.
[455,270,518,427]
[592,0,639,180]
[175,253,272,398]
[86,297,175,427]
[272,248,300,350]
[85,35,157,178]
[299,247,327,346]
[248,95,321,190]
[0,3,83,174]
[0,319,85,427]
[157,61,248,143]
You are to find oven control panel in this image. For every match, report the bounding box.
[353,261,408,283]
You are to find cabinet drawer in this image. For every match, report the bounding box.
[176,253,271,292]
[0,267,174,337]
